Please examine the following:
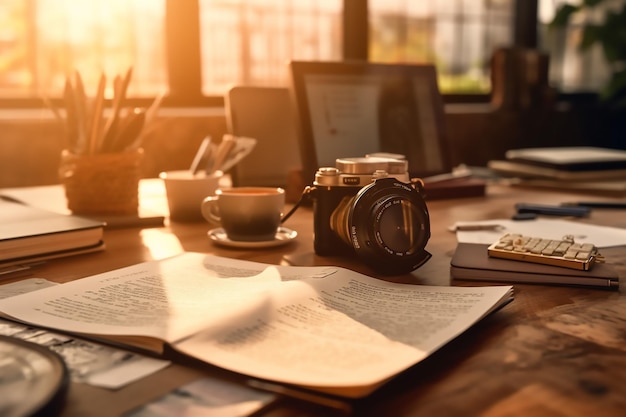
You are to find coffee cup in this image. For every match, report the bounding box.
[201,187,285,241]
[160,170,223,221]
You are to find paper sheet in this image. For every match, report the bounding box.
[452,218,626,248]
[0,278,170,389]
[125,376,276,417]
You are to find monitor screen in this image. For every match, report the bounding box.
[289,61,451,183]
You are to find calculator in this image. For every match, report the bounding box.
[487,233,603,271]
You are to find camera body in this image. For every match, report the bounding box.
[312,156,431,275]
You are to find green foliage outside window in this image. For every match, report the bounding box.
[550,0,626,108]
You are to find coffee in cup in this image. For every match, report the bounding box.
[201,187,285,241]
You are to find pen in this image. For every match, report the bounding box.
[190,136,212,175]
[246,379,353,414]
[562,201,626,209]
[453,224,504,231]
[208,134,237,174]
[515,203,590,218]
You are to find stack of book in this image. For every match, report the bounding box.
[488,147,626,195]
[0,197,105,269]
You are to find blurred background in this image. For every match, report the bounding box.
[1,0,624,187]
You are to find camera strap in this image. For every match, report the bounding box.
[280,186,315,224]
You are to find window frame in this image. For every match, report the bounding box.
[1,0,555,109]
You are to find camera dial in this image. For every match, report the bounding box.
[335,157,407,176]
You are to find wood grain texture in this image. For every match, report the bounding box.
[8,182,623,417]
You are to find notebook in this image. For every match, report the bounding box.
[450,243,619,289]
[0,197,105,266]
[504,146,626,171]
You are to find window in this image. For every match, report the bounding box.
[198,0,342,96]
[369,0,515,93]
[0,0,167,100]
[1,0,608,105]
[538,0,617,93]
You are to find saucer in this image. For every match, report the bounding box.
[208,226,297,248]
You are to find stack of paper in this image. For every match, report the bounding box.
[488,147,626,194]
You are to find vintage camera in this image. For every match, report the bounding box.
[311,156,431,275]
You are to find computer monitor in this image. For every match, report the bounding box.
[289,60,451,183]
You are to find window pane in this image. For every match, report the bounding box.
[198,0,343,96]
[538,0,615,93]
[369,0,515,93]
[0,0,167,99]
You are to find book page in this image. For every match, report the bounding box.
[174,264,513,390]
[0,254,339,344]
[0,253,512,392]
[0,253,310,344]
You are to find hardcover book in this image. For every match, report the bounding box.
[504,146,626,171]
[0,198,105,265]
[488,147,626,182]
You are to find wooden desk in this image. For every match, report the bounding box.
[6,183,626,417]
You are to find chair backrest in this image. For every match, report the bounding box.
[225,86,302,187]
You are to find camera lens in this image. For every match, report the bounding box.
[329,177,431,274]
[376,199,423,253]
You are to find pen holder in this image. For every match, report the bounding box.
[59,148,143,215]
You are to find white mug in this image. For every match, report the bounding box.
[160,170,223,221]
[202,187,285,241]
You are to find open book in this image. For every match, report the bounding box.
[0,253,513,398]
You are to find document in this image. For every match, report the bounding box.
[125,376,277,417]
[0,253,513,398]
[452,218,626,248]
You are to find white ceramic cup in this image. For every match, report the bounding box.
[160,170,223,221]
[201,187,285,241]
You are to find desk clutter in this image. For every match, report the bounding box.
[488,146,626,195]
[451,218,625,289]
[0,253,513,401]
[452,242,618,289]
[3,63,625,417]
[1,178,625,415]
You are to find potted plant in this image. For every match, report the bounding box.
[550,0,626,108]
[549,1,626,149]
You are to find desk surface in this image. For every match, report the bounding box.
[4,182,626,417]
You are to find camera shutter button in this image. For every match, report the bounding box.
[317,167,339,176]
[372,170,388,179]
